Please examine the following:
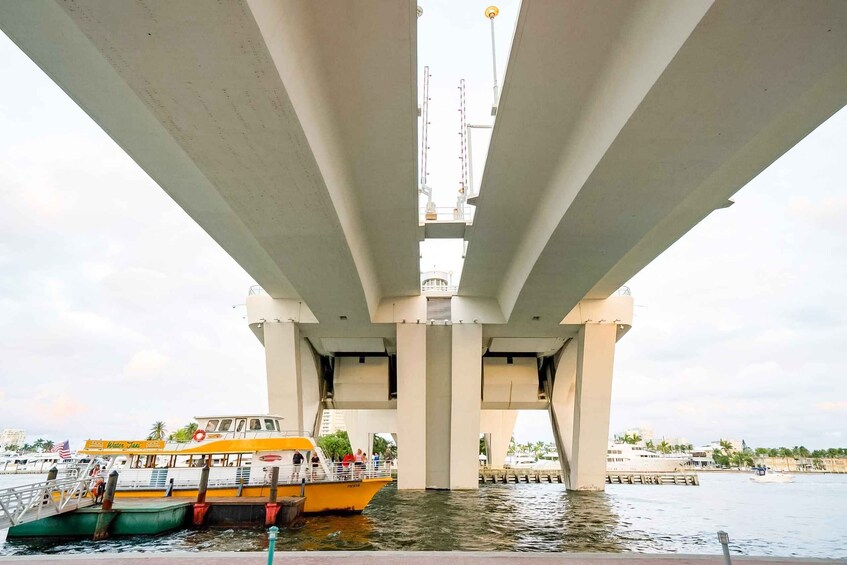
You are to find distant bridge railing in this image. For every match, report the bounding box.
[421,282,458,293]
[0,475,94,529]
[419,206,474,223]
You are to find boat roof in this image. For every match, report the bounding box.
[80,436,314,455]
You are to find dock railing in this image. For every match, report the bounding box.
[0,475,94,529]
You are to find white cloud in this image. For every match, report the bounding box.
[122,349,170,380]
[817,401,847,412]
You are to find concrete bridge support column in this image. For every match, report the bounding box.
[263,321,321,434]
[450,324,483,489]
[343,410,397,457]
[397,323,427,489]
[550,323,617,491]
[425,325,452,489]
[480,410,518,469]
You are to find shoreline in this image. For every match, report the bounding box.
[0,552,843,564]
[692,469,846,475]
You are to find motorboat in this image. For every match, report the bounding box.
[607,443,690,472]
[750,466,794,483]
[80,414,391,513]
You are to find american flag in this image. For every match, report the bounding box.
[51,440,71,459]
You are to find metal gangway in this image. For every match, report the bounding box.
[0,475,94,530]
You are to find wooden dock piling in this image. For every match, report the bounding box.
[192,464,211,526]
[93,471,119,541]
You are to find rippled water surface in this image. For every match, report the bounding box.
[1,473,845,557]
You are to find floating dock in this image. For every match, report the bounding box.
[6,496,305,539]
[479,469,699,486]
[6,498,190,538]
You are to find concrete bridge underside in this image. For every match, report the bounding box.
[2,0,846,491]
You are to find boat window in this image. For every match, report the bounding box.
[205,419,219,432]
[264,419,275,431]
[275,420,280,431]
[236,419,246,432]
[219,419,233,432]
[250,419,262,431]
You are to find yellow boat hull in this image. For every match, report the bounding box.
[112,477,392,513]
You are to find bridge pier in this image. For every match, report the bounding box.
[396,323,427,489]
[450,324,483,490]
[480,410,518,469]
[263,321,321,435]
[550,323,617,491]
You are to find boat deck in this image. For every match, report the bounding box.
[75,499,190,513]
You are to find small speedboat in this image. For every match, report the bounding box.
[750,466,794,483]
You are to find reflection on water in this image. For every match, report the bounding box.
[2,474,846,557]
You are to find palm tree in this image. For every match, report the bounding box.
[621,433,641,445]
[148,421,167,441]
[656,440,671,454]
[729,451,753,469]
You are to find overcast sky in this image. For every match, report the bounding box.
[1,2,845,451]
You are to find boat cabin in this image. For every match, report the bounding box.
[195,415,287,437]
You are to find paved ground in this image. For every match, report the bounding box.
[0,553,843,564]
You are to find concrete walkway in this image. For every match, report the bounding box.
[0,553,842,564]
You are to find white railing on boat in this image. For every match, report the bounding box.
[0,476,94,529]
[110,462,391,491]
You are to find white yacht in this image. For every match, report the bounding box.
[504,453,536,469]
[532,451,560,471]
[607,443,690,472]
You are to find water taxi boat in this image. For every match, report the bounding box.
[80,415,392,513]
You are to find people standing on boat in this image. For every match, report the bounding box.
[310,452,320,481]
[291,449,304,482]
[354,449,365,479]
[89,464,105,504]
[373,452,380,470]
[341,452,354,479]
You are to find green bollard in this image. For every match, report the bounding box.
[267,526,279,564]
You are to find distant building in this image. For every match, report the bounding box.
[0,429,26,449]
[623,427,653,443]
[661,437,689,447]
[708,439,742,451]
[319,410,346,436]
[689,445,718,468]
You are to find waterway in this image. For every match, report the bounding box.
[1,473,844,558]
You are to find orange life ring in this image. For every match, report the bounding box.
[193,429,207,442]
